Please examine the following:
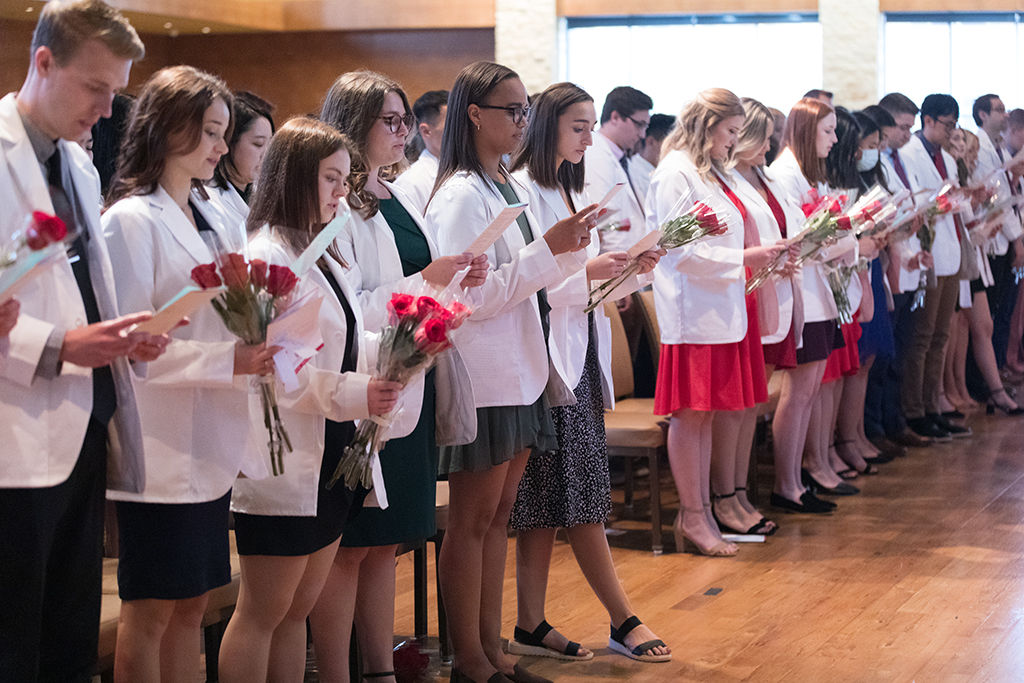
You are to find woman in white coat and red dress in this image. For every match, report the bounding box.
[650,88,782,557]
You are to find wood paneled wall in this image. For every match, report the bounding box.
[0,20,493,121]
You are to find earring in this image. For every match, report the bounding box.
[476,123,481,131]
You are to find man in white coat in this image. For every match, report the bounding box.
[394,89,447,216]
[898,94,972,441]
[0,3,170,680]
[973,94,1024,369]
[587,86,652,254]
[628,112,674,203]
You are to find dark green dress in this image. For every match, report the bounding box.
[438,178,558,475]
[340,195,438,547]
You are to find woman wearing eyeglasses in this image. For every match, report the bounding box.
[309,71,488,683]
[426,62,595,683]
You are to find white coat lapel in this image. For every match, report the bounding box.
[0,96,55,216]
[151,187,215,265]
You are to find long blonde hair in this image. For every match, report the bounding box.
[660,88,744,180]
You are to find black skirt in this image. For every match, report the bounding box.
[116,491,232,601]
[234,420,366,557]
[796,319,842,365]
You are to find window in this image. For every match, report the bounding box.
[562,14,823,119]
[882,13,1024,129]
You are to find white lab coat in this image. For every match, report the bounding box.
[647,150,747,345]
[428,170,587,408]
[899,135,961,278]
[206,182,250,237]
[230,235,372,517]
[102,186,268,503]
[513,169,651,409]
[0,92,144,490]
[732,168,801,344]
[975,127,1023,255]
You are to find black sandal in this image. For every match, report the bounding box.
[713,491,778,536]
[508,620,592,661]
[608,616,671,663]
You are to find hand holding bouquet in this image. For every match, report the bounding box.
[327,287,472,491]
[585,197,727,312]
[0,211,70,302]
[190,253,300,475]
[910,184,958,311]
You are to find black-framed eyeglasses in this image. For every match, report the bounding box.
[380,114,415,134]
[935,117,957,132]
[477,104,531,125]
[625,115,650,132]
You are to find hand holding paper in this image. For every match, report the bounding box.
[464,203,527,257]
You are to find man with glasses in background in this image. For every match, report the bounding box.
[587,85,653,253]
[898,94,973,441]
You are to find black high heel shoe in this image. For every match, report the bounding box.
[986,387,1024,415]
[801,468,860,496]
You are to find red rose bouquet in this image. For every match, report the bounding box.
[327,286,472,491]
[584,199,727,313]
[910,183,959,311]
[190,253,300,475]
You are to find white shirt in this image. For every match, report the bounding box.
[975,127,1023,255]
[587,132,649,254]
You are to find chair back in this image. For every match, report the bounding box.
[636,290,661,373]
[604,301,635,401]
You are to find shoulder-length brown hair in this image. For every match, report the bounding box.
[246,116,355,267]
[431,61,520,205]
[510,82,592,194]
[320,70,412,221]
[731,97,773,170]
[107,65,233,207]
[660,88,744,181]
[782,97,834,186]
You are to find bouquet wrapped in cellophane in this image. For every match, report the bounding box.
[190,249,300,476]
[746,188,853,294]
[585,193,727,312]
[327,285,472,491]
[0,211,69,302]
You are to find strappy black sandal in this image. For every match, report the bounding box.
[508,620,592,660]
[608,616,671,663]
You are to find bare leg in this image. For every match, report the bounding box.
[438,461,511,682]
[804,379,843,488]
[309,545,369,683]
[353,545,400,678]
[773,361,826,502]
[850,356,881,457]
[710,408,764,533]
[219,553,319,683]
[267,542,341,683]
[481,451,532,678]
[514,527,593,657]
[971,291,1021,411]
[952,310,980,408]
[564,523,669,657]
[836,363,871,472]
[1007,283,1024,374]
[160,595,208,683]
[667,409,736,554]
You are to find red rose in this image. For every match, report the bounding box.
[806,188,820,203]
[266,264,298,298]
[24,226,48,251]
[414,318,451,353]
[250,259,268,288]
[445,301,471,330]
[618,218,632,232]
[866,200,884,217]
[191,262,222,289]
[220,252,250,289]
[936,196,952,214]
[415,296,443,321]
[837,215,853,231]
[387,293,417,322]
[828,199,843,215]
[31,211,67,243]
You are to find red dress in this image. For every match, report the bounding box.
[653,177,769,415]
[822,313,862,384]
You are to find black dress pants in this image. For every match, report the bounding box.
[0,417,107,683]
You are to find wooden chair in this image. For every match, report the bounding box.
[602,301,669,555]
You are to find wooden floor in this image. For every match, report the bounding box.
[391,406,1024,683]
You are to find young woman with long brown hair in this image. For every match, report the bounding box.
[216,116,402,683]
[102,65,275,683]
